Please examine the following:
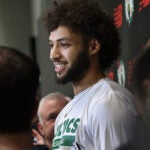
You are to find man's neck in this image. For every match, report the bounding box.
[0,132,33,150]
[72,71,105,95]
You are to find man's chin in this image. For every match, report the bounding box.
[55,77,70,84]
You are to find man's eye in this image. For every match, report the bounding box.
[60,43,70,48]
[47,115,57,121]
[49,43,53,49]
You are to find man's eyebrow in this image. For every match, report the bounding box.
[49,38,71,43]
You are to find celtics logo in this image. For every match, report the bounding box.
[125,0,134,25]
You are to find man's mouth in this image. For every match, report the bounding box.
[53,62,66,73]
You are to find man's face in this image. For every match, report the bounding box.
[49,25,90,84]
[39,99,68,148]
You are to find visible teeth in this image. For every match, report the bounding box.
[54,62,65,69]
[57,64,64,67]
[57,64,64,68]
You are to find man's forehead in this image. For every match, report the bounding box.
[49,25,78,41]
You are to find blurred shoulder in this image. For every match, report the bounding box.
[24,145,49,150]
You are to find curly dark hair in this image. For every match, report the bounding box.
[44,0,121,72]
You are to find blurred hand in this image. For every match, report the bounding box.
[32,128,45,145]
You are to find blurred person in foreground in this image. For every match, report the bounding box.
[117,46,150,150]
[44,0,141,149]
[0,46,49,150]
[33,92,70,149]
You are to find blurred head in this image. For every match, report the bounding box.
[45,0,121,74]
[132,47,150,116]
[0,46,40,133]
[37,92,70,148]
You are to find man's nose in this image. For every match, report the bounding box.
[50,44,61,60]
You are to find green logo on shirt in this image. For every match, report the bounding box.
[52,118,80,149]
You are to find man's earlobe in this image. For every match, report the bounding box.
[89,39,101,56]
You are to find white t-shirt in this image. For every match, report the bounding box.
[52,78,140,150]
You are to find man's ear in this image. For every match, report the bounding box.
[37,122,44,136]
[89,39,101,56]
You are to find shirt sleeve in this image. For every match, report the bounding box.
[88,93,139,150]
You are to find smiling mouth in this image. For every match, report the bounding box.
[53,62,66,73]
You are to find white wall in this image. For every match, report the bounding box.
[0,0,31,55]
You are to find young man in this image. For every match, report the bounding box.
[33,92,70,149]
[0,46,49,150]
[44,0,141,149]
